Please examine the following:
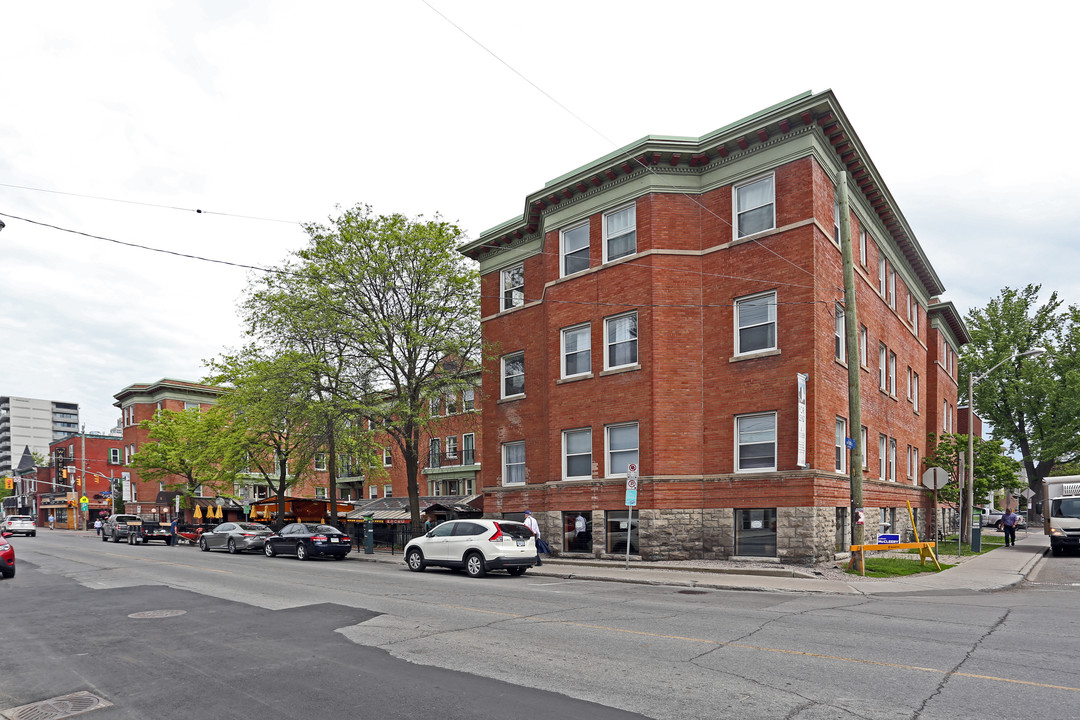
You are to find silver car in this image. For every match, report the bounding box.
[2,516,36,537]
[198,522,273,554]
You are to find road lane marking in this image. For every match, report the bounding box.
[437,603,1080,694]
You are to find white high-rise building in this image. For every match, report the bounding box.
[0,396,81,474]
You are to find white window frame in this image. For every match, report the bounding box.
[860,426,868,470]
[500,263,525,311]
[445,436,458,459]
[561,323,592,379]
[835,417,847,473]
[735,291,777,355]
[912,372,920,412]
[314,453,327,472]
[907,444,914,480]
[735,412,777,473]
[109,448,121,465]
[834,303,846,362]
[734,174,776,239]
[878,256,887,296]
[912,300,919,335]
[562,428,593,480]
[888,438,897,482]
[859,325,868,366]
[888,351,897,396]
[560,220,590,277]
[445,392,458,415]
[383,484,393,498]
[602,203,636,263]
[501,351,525,398]
[605,422,639,478]
[463,387,475,411]
[888,268,896,309]
[184,401,200,412]
[913,447,920,483]
[859,230,867,267]
[462,433,475,464]
[833,197,840,244]
[314,487,327,500]
[604,311,638,370]
[429,396,441,416]
[878,343,887,390]
[502,441,526,486]
[879,434,887,478]
[907,367,913,401]
[383,447,392,467]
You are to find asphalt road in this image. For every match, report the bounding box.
[2,533,1079,720]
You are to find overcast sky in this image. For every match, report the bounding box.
[2,1,1078,433]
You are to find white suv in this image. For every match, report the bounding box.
[2,516,36,537]
[404,519,536,577]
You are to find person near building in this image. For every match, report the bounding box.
[170,517,178,547]
[523,510,542,566]
[48,513,55,530]
[94,518,103,536]
[1001,508,1020,547]
[423,513,435,534]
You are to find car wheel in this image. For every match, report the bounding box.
[333,553,346,561]
[264,542,276,557]
[508,567,527,576]
[1053,543,1065,556]
[199,537,209,552]
[127,533,134,545]
[464,552,486,578]
[101,533,108,542]
[112,531,120,543]
[406,548,426,572]
[30,532,36,537]
[1,566,14,579]
[296,543,308,561]
[227,539,238,555]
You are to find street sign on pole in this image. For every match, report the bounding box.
[921,467,950,490]
[624,463,639,569]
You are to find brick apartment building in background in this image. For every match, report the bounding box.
[461,89,969,563]
[39,432,126,529]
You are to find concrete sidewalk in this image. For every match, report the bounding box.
[356,533,1050,596]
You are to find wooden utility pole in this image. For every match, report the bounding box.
[838,171,865,573]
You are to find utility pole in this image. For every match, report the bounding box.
[80,426,87,531]
[838,171,865,572]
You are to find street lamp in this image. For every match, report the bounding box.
[965,347,1046,543]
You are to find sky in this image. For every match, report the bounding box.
[2,0,1078,434]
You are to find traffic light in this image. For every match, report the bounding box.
[3,478,12,490]
[67,499,74,508]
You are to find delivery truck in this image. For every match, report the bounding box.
[1041,476,1080,556]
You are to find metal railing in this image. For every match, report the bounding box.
[426,449,475,468]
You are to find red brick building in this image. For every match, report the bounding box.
[41,432,125,528]
[461,90,969,562]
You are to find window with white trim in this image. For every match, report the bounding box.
[314,453,327,471]
[835,417,847,473]
[314,487,327,500]
[563,428,592,480]
[859,230,867,266]
[907,367,913,400]
[501,263,524,310]
[878,343,887,390]
[736,413,776,472]
[859,325,868,366]
[912,301,919,335]
[561,221,590,276]
[109,448,121,465]
[860,426,868,469]
[878,256,887,296]
[603,204,636,262]
[463,387,475,411]
[383,447,392,467]
[834,303,846,361]
[913,447,919,482]
[184,401,201,412]
[501,351,525,398]
[369,484,378,499]
[907,444,914,479]
[383,484,392,498]
[736,291,777,354]
[562,323,591,378]
[606,422,639,477]
[833,197,840,243]
[735,175,775,238]
[445,436,457,459]
[502,441,525,485]
[604,312,638,369]
[462,433,475,464]
[888,351,897,396]
[888,269,896,309]
[912,372,920,411]
[879,434,887,478]
[889,438,897,482]
[445,392,458,415]
[429,396,441,416]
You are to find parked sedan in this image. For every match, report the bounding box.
[263,523,351,561]
[1,531,15,578]
[404,519,536,577]
[199,522,273,554]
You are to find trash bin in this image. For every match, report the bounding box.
[971,512,982,553]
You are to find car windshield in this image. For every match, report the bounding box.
[1052,498,1080,519]
[497,522,533,540]
[236,523,268,531]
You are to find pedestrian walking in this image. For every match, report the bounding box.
[170,517,178,547]
[523,510,542,566]
[48,513,55,530]
[1001,508,1020,546]
[94,518,102,536]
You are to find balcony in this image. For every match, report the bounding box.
[424,449,477,471]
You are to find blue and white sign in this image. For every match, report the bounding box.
[625,464,638,507]
[876,534,900,545]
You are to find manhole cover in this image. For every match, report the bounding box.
[677,589,708,595]
[1,691,112,720]
[128,609,187,619]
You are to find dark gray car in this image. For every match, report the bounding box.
[199,522,273,554]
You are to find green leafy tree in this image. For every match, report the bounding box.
[961,284,1080,505]
[287,204,481,535]
[923,433,1023,505]
[206,346,331,529]
[130,405,240,510]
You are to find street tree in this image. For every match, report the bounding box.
[291,204,480,535]
[962,284,1080,504]
[206,346,326,529]
[923,432,1022,507]
[130,405,241,511]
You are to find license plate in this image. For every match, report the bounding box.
[516,540,525,546]
[330,537,339,543]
